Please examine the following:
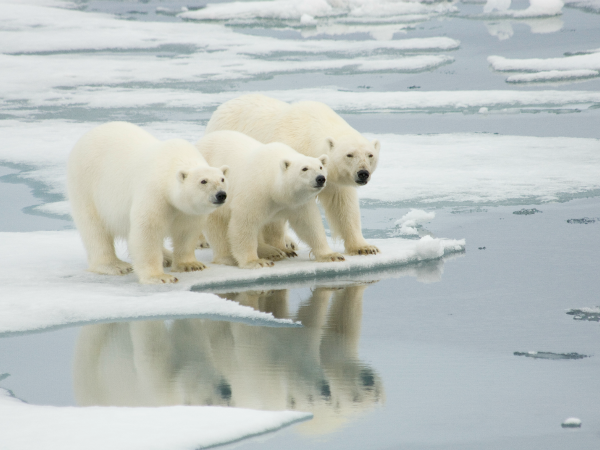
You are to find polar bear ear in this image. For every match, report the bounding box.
[372,139,380,151]
[318,154,329,167]
[280,159,291,171]
[326,137,335,151]
[178,170,188,182]
[220,165,229,177]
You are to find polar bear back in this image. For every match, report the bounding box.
[206,94,368,159]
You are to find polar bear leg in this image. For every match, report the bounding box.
[74,204,133,276]
[205,209,237,266]
[288,203,345,262]
[171,219,207,273]
[129,214,178,284]
[197,231,210,249]
[229,215,274,269]
[262,221,298,257]
[318,185,380,256]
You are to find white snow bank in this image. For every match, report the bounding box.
[393,209,436,235]
[0,3,458,55]
[180,0,457,21]
[506,69,599,83]
[0,388,311,450]
[0,230,463,335]
[359,133,600,204]
[489,52,600,72]
[2,121,600,208]
[6,85,600,114]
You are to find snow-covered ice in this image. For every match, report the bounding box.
[0,229,464,336]
[505,69,599,83]
[0,388,311,450]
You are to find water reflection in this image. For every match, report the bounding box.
[74,284,383,434]
[483,0,564,39]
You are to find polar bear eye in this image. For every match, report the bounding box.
[369,154,374,158]
[319,166,322,170]
[346,154,353,158]
[302,167,308,171]
[221,178,224,182]
[201,180,207,184]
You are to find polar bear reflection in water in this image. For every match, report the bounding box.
[74,284,383,434]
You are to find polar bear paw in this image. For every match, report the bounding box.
[240,259,275,269]
[90,261,133,276]
[141,274,179,284]
[173,261,207,272]
[196,239,210,249]
[315,252,345,262]
[258,244,287,261]
[284,235,298,251]
[347,244,380,256]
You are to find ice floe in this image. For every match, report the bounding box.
[506,69,599,83]
[489,52,600,72]
[2,121,600,209]
[0,388,311,450]
[179,0,458,23]
[0,229,464,335]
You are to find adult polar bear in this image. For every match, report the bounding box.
[205,94,381,256]
[68,122,228,284]
[196,131,345,269]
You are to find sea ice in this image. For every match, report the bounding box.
[506,69,599,83]
[489,52,600,73]
[393,209,435,236]
[2,121,600,211]
[0,388,311,450]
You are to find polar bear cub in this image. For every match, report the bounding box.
[196,131,345,269]
[67,122,228,284]
[205,94,381,256]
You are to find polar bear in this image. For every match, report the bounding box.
[205,94,381,256]
[195,131,345,269]
[67,122,228,284]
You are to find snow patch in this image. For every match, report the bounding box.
[482,0,564,17]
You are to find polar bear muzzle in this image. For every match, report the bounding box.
[212,190,227,205]
[314,175,326,188]
[356,169,370,185]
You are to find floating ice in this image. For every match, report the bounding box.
[489,52,600,72]
[561,417,582,428]
[2,121,600,209]
[0,228,464,336]
[566,307,600,321]
[512,208,542,215]
[506,69,599,83]
[566,217,597,224]
[0,388,311,450]
[179,0,457,22]
[393,209,435,235]
[513,351,589,360]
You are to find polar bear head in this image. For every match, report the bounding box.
[278,152,329,205]
[324,135,380,187]
[171,165,229,216]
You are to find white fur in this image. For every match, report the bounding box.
[195,130,345,269]
[67,122,228,284]
[205,94,381,255]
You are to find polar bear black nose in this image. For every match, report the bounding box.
[357,170,370,181]
[315,175,326,187]
[215,191,227,204]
